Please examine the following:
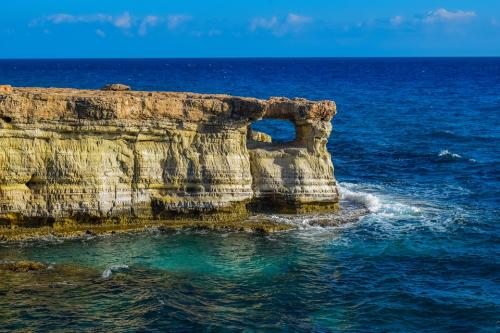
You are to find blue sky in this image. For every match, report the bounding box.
[1,0,499,58]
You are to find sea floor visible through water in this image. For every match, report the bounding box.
[0,58,498,332]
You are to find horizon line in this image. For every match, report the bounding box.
[1,56,500,60]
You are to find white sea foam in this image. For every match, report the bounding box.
[256,182,422,232]
[252,182,451,237]
[262,214,330,230]
[438,149,477,162]
[338,182,460,236]
[339,183,381,212]
[102,264,129,278]
[439,149,462,159]
[340,182,421,217]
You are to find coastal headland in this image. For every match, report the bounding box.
[0,85,339,239]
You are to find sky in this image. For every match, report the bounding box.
[1,0,499,58]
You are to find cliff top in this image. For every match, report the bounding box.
[0,85,336,124]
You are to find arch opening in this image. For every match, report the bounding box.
[249,119,296,144]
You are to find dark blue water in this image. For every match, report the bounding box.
[0,58,499,332]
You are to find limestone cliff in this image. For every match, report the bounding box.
[0,85,338,228]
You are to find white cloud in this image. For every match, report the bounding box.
[191,29,222,38]
[424,8,476,24]
[35,13,113,25]
[31,12,140,29]
[250,13,312,35]
[40,12,133,30]
[250,16,278,31]
[30,12,194,35]
[390,15,404,26]
[46,13,77,24]
[378,8,476,30]
[114,12,132,29]
[95,29,106,37]
[139,15,159,36]
[167,15,192,30]
[287,13,312,26]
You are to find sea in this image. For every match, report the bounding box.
[0,58,498,332]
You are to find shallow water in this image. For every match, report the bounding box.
[0,58,499,332]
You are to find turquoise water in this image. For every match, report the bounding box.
[1,226,497,331]
[0,58,499,331]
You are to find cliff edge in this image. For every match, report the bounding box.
[0,85,338,232]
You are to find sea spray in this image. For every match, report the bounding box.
[339,183,382,212]
[437,150,476,162]
[438,149,462,159]
[101,264,129,278]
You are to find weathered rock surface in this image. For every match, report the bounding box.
[0,86,338,228]
[0,85,12,93]
[101,83,131,91]
[0,260,46,272]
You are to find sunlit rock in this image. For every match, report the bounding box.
[0,86,339,229]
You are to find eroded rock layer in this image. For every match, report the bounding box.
[0,86,338,226]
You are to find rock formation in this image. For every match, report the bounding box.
[0,260,46,272]
[101,84,131,91]
[0,86,338,229]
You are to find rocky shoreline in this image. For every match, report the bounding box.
[0,206,371,242]
[0,217,297,242]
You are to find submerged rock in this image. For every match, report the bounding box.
[0,260,46,272]
[0,86,339,235]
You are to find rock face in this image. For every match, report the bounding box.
[0,86,338,227]
[101,84,131,91]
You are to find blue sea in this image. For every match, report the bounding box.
[0,58,499,332]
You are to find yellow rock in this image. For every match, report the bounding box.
[0,260,46,272]
[0,85,12,93]
[0,86,339,233]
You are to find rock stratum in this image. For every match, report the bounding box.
[0,85,338,235]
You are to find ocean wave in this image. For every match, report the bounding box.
[258,207,367,232]
[339,182,421,217]
[258,182,424,232]
[249,181,429,234]
[337,182,462,235]
[340,183,381,212]
[429,130,495,143]
[438,149,476,163]
[102,264,129,279]
[438,149,462,159]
